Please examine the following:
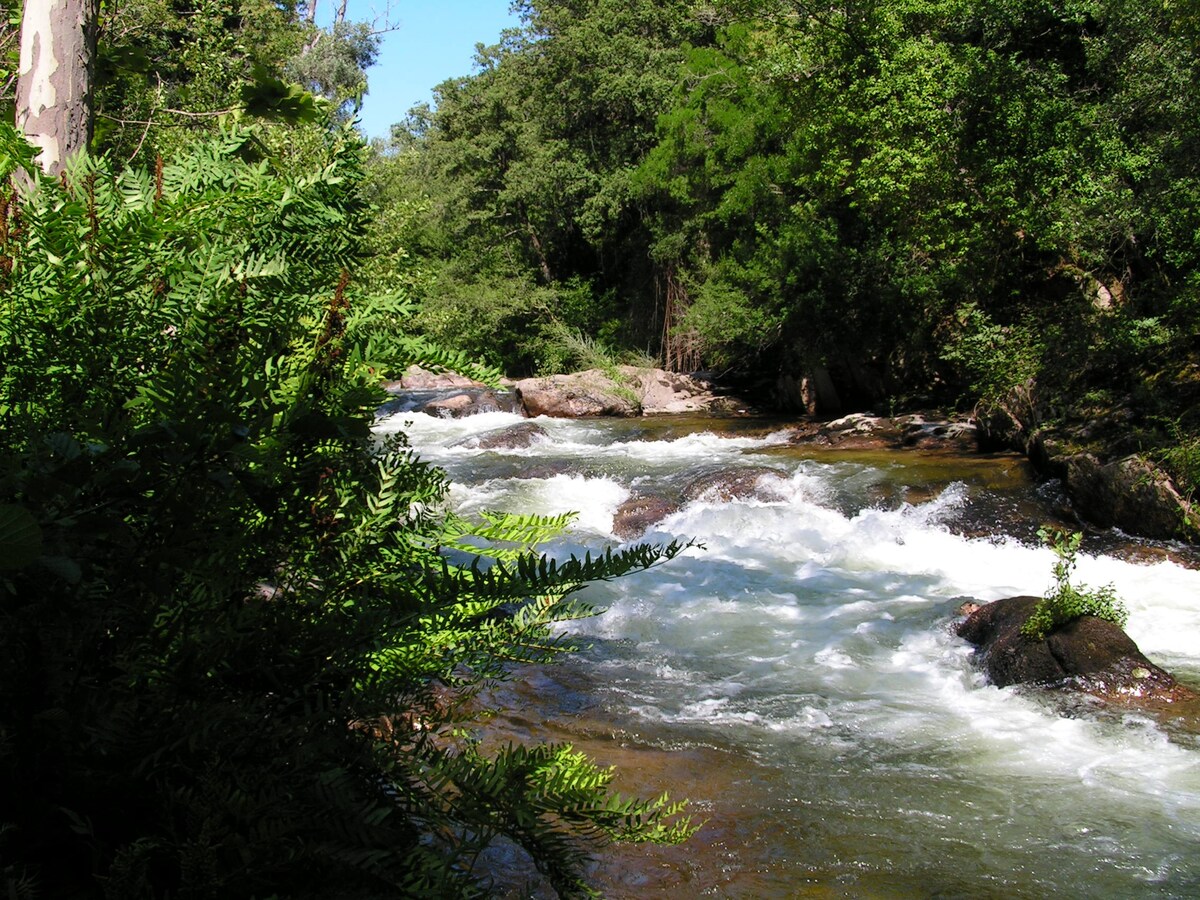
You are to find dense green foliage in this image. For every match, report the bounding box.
[368,0,1200,497]
[1022,528,1129,640]
[368,0,717,371]
[0,125,692,898]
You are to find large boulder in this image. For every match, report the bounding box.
[514,371,641,418]
[513,367,749,418]
[956,596,1190,701]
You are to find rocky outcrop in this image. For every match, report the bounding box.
[956,596,1193,702]
[979,397,1199,542]
[513,367,748,418]
[514,371,641,418]
[624,367,748,415]
[1062,453,1198,540]
[384,366,748,420]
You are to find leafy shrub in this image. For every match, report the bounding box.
[1021,528,1129,641]
[0,124,691,899]
[941,303,1044,406]
[412,270,563,374]
[1162,440,1200,506]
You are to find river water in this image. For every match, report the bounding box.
[375,407,1200,899]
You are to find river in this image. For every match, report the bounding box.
[375,405,1200,899]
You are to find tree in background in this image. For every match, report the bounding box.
[15,0,100,173]
[380,0,1198,488]
[370,0,717,374]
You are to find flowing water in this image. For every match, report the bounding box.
[376,406,1200,899]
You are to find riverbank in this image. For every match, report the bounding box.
[386,365,1199,545]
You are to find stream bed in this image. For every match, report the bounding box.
[375,407,1200,899]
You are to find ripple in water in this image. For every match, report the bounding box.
[380,407,1200,898]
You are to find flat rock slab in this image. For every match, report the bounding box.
[785,412,979,453]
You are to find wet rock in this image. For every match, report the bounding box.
[956,596,1191,702]
[784,412,978,452]
[680,466,786,504]
[418,390,518,418]
[454,422,550,450]
[976,389,1199,543]
[1063,453,1200,541]
[612,494,679,540]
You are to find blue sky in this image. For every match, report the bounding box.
[322,1,523,140]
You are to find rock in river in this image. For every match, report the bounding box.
[956,596,1192,702]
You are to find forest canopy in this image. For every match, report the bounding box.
[368,0,1200,498]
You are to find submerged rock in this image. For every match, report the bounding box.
[612,494,679,540]
[418,390,520,418]
[454,422,549,450]
[680,466,786,504]
[956,596,1193,702]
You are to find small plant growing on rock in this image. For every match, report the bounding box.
[1022,528,1129,640]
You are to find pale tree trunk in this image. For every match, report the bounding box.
[16,0,100,176]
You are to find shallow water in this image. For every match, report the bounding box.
[376,407,1200,898]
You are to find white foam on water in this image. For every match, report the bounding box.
[447,473,629,537]
[383,409,1200,892]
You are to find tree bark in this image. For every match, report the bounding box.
[15,0,100,175]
